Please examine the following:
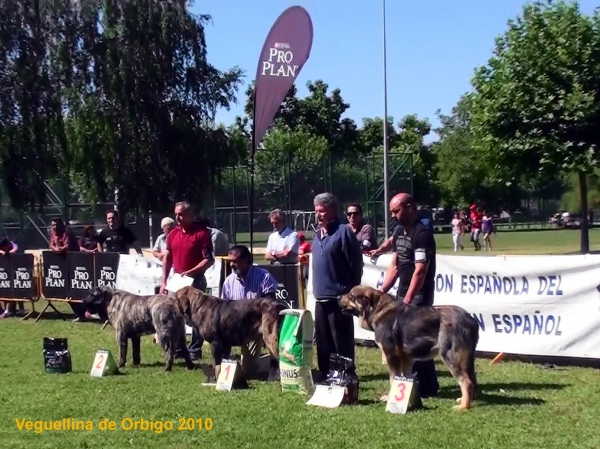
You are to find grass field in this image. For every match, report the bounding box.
[236,228,600,256]
[1,317,599,449]
[3,229,600,448]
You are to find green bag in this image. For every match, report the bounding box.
[279,309,314,394]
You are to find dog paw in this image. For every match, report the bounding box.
[379,393,389,402]
[132,363,140,369]
[455,397,462,404]
[452,404,469,412]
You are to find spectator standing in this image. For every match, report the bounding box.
[97,210,143,255]
[78,225,99,253]
[49,217,87,321]
[0,238,25,318]
[451,212,465,252]
[221,245,279,379]
[160,201,214,360]
[265,209,299,265]
[152,217,175,262]
[346,203,378,253]
[469,205,483,251]
[379,193,439,399]
[311,192,363,379]
[297,231,312,282]
[482,210,494,251]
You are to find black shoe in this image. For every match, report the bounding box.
[420,389,439,399]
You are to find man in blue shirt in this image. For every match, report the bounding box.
[312,193,363,379]
[221,245,279,379]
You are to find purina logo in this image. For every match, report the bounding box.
[274,42,290,49]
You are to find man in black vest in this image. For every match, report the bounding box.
[378,192,440,398]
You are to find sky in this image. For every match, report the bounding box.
[192,0,599,141]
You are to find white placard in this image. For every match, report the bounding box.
[306,385,346,408]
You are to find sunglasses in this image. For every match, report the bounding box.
[346,211,360,217]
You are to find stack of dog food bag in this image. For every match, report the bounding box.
[278,309,314,394]
[43,337,72,374]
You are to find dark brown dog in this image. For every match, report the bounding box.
[175,286,288,380]
[82,286,194,372]
[339,285,480,410]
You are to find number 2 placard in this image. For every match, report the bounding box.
[90,350,119,378]
[385,375,421,414]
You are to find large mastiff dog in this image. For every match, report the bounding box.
[175,286,288,379]
[339,285,480,410]
[82,286,194,372]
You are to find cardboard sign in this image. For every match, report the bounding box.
[216,359,248,391]
[385,375,422,414]
[90,350,119,377]
[306,385,346,408]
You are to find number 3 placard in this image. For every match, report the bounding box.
[385,375,422,414]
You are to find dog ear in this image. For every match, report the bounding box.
[175,287,191,317]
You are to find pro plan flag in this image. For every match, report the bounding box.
[251,6,313,156]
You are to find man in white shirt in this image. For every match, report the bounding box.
[265,209,299,265]
[152,217,175,262]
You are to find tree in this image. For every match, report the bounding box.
[0,0,244,214]
[470,0,600,252]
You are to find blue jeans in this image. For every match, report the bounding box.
[177,274,206,358]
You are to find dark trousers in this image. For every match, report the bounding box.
[314,299,355,377]
[177,274,206,358]
[398,292,440,397]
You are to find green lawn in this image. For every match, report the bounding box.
[236,228,600,256]
[1,315,599,449]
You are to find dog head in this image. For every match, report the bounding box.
[339,285,387,318]
[175,286,211,319]
[82,286,113,320]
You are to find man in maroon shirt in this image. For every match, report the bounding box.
[160,201,213,360]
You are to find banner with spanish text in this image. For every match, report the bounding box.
[306,253,600,359]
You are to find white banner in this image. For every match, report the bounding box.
[115,255,222,297]
[306,253,600,360]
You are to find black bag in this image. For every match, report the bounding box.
[323,353,359,405]
[43,338,72,374]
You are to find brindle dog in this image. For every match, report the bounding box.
[339,285,480,411]
[82,286,194,371]
[175,286,288,380]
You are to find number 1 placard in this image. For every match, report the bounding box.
[385,375,422,414]
[90,350,119,378]
[216,359,248,391]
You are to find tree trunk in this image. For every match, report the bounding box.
[578,171,590,254]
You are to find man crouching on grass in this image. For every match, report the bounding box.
[160,201,214,361]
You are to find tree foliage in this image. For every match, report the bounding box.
[470,0,600,250]
[0,0,243,213]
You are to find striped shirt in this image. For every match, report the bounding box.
[221,266,278,300]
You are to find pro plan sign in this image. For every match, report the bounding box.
[42,252,68,299]
[95,252,119,289]
[12,254,34,299]
[261,43,299,78]
[0,256,11,297]
[68,252,94,299]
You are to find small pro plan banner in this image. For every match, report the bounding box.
[11,254,34,299]
[42,251,68,299]
[68,252,95,299]
[95,252,119,289]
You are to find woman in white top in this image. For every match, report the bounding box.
[451,212,464,252]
